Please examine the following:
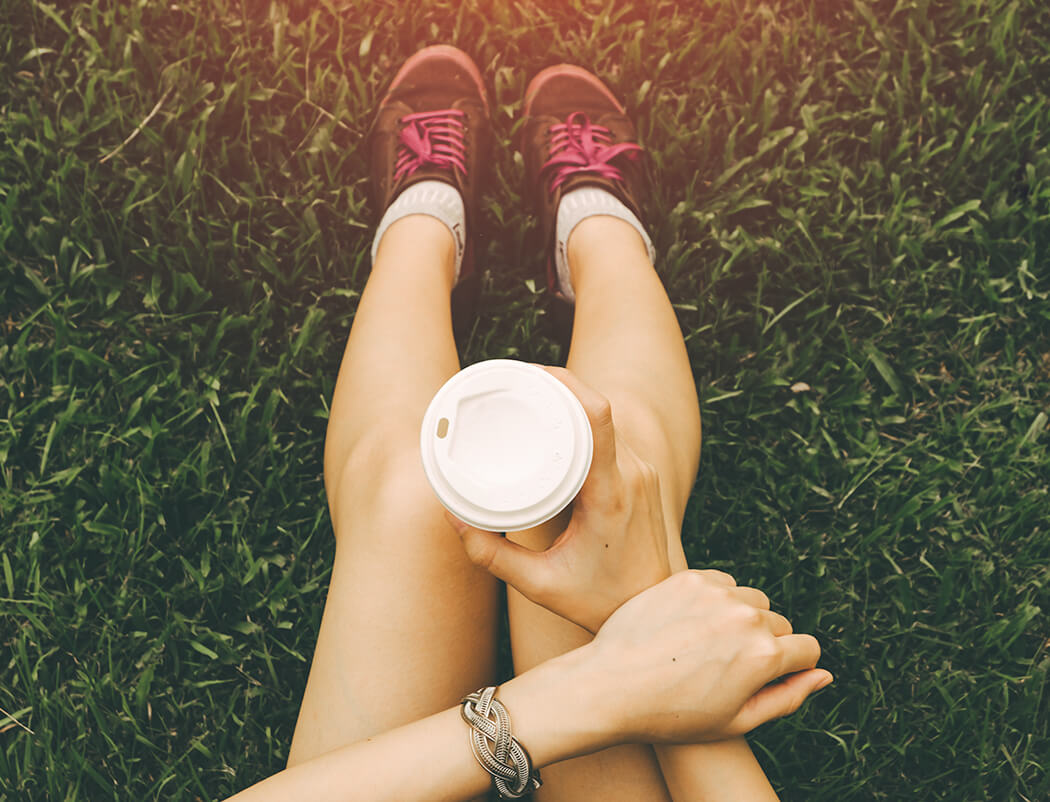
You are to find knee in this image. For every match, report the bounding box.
[609,395,700,520]
[324,408,422,494]
[615,395,698,468]
[324,423,440,540]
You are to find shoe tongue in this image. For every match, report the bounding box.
[561,175,615,192]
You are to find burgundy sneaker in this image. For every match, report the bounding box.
[520,64,651,348]
[367,45,492,340]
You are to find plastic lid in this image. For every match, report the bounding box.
[420,360,593,532]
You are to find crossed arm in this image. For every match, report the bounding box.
[231,569,827,802]
[229,368,831,801]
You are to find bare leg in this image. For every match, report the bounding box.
[509,216,774,800]
[563,216,702,542]
[505,215,694,800]
[287,215,500,770]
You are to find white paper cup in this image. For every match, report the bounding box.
[420,359,593,532]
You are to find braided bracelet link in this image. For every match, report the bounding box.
[461,687,542,799]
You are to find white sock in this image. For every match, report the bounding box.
[371,180,466,281]
[554,186,656,303]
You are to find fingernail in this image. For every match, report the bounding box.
[816,673,834,690]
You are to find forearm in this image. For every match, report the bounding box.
[655,738,777,802]
[228,649,610,802]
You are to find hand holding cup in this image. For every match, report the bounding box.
[448,365,721,633]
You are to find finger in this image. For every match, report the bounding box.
[760,609,792,637]
[694,569,737,587]
[774,633,822,675]
[730,586,771,610]
[537,366,618,502]
[727,669,833,736]
[445,512,552,599]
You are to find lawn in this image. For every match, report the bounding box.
[1,0,1048,798]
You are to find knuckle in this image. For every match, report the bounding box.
[715,570,737,586]
[749,637,782,672]
[727,600,762,624]
[707,585,738,612]
[676,570,709,596]
[685,569,708,588]
[696,568,737,588]
[744,607,765,627]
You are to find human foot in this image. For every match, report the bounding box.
[367,45,492,339]
[519,64,655,347]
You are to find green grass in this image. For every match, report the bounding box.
[2,0,1049,798]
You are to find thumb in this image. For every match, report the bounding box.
[445,512,550,598]
[727,669,833,736]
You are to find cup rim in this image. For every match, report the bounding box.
[419,359,593,532]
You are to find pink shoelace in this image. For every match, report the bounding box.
[541,111,642,193]
[394,109,468,181]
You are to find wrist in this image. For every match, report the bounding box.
[495,645,623,767]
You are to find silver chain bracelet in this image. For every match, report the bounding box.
[461,686,542,799]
